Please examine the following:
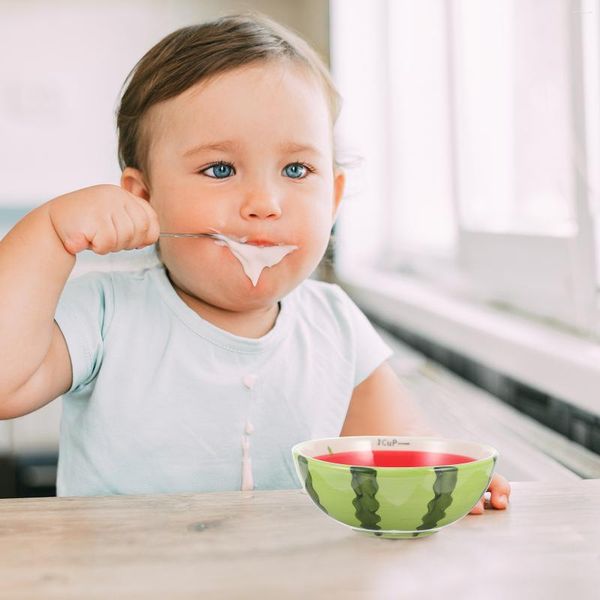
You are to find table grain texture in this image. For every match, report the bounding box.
[0,480,599,599]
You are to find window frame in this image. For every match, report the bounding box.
[450,0,599,332]
[331,0,600,334]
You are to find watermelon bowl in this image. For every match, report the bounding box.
[292,436,498,539]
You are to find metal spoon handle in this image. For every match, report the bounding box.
[159,232,215,238]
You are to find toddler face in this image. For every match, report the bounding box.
[130,61,343,312]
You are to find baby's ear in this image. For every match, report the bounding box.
[332,168,346,220]
[121,167,150,201]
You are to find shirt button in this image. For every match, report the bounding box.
[242,374,258,390]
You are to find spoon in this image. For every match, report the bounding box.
[159,232,219,239]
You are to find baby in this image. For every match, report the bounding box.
[0,13,509,511]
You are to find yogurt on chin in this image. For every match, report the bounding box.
[211,233,298,286]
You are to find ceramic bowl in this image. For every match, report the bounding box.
[292,435,498,539]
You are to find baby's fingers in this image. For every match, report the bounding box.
[489,473,511,510]
[89,217,120,254]
[89,211,134,254]
[123,199,154,249]
[469,499,485,515]
[469,474,511,516]
[136,198,160,246]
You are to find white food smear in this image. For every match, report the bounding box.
[241,373,258,491]
[241,418,255,491]
[212,234,298,286]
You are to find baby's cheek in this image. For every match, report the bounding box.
[160,238,219,270]
[310,226,334,258]
[290,240,327,279]
[298,211,330,242]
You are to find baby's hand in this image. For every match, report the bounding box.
[469,472,511,514]
[48,184,160,255]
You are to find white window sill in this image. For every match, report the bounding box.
[337,266,600,418]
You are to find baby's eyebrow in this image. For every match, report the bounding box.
[182,140,323,158]
[182,140,240,157]
[279,142,323,156]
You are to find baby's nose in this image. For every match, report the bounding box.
[240,192,282,220]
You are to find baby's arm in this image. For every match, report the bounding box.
[341,361,511,511]
[340,361,437,437]
[0,185,159,419]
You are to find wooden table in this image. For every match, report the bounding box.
[0,480,598,599]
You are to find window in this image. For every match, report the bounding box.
[331,0,600,334]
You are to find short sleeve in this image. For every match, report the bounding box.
[54,272,112,393]
[332,285,394,386]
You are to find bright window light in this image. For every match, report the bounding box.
[453,0,576,235]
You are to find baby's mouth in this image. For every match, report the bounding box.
[206,229,282,247]
[208,231,299,287]
[244,239,279,247]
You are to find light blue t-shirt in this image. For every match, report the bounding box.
[54,265,392,497]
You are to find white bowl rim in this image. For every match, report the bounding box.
[292,435,498,467]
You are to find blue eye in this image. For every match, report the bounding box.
[203,162,235,179]
[283,163,309,179]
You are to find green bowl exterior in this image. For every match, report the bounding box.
[293,451,496,534]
